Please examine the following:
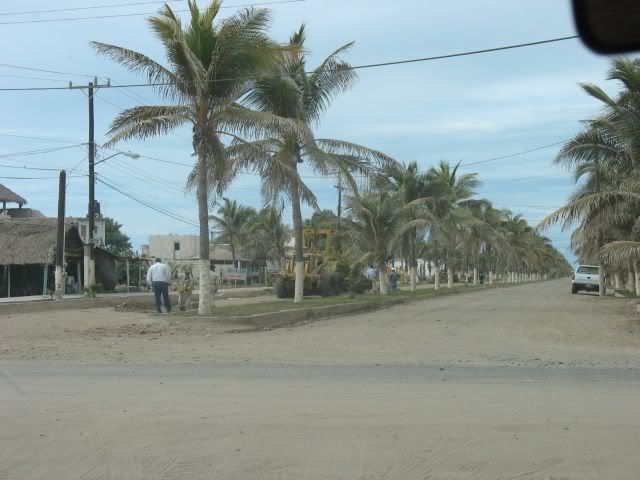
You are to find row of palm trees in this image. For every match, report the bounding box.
[210,160,571,296]
[342,160,570,294]
[95,0,391,312]
[95,0,568,313]
[540,57,640,297]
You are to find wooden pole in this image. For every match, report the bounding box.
[87,82,96,291]
[42,265,48,296]
[126,259,130,293]
[55,170,66,300]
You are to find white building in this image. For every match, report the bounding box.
[148,234,200,261]
[68,216,106,247]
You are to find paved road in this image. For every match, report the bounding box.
[2,280,640,479]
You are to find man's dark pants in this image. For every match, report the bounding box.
[152,281,171,313]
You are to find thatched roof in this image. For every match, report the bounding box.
[0,218,83,265]
[0,184,27,206]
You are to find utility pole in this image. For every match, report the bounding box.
[87,82,96,291]
[67,78,110,293]
[55,170,66,300]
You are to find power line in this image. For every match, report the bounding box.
[483,172,571,185]
[0,132,82,144]
[0,0,183,16]
[0,0,305,25]
[0,73,71,83]
[0,162,74,172]
[0,35,579,91]
[97,175,199,227]
[0,174,83,180]
[459,141,565,168]
[0,144,85,159]
[0,63,100,80]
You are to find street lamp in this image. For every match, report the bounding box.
[85,149,140,292]
[94,151,140,166]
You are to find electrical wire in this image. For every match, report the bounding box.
[0,132,82,144]
[97,175,199,227]
[0,0,183,16]
[0,174,83,180]
[0,73,71,83]
[0,144,85,159]
[459,141,565,168]
[0,35,579,91]
[482,172,571,184]
[0,0,305,25]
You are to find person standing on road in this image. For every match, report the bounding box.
[146,257,172,313]
[389,268,399,291]
[367,265,378,293]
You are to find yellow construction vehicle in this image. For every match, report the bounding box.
[275,227,342,298]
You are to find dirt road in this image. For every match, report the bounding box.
[2,280,640,479]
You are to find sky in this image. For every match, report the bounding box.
[0,0,624,264]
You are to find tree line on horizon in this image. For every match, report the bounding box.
[94,0,569,313]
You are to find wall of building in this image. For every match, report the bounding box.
[68,217,106,246]
[148,234,200,261]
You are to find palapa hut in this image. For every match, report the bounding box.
[0,183,45,218]
[0,218,118,297]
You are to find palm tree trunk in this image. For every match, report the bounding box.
[196,148,213,315]
[635,263,640,297]
[378,265,389,295]
[231,244,237,270]
[290,175,305,303]
[597,230,606,297]
[410,235,417,292]
[614,272,622,290]
[628,265,635,294]
[434,264,440,290]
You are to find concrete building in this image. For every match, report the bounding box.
[148,234,200,261]
[68,216,106,247]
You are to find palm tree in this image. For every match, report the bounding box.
[424,161,480,288]
[244,207,289,268]
[388,161,429,291]
[227,25,395,302]
[92,0,301,314]
[345,190,404,294]
[209,198,256,268]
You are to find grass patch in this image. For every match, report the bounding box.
[207,283,501,317]
[614,289,638,298]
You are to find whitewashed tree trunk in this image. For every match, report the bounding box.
[634,264,640,297]
[294,261,305,302]
[198,259,213,315]
[379,269,390,295]
[489,270,493,285]
[598,264,606,297]
[473,267,478,285]
[54,265,64,300]
[434,265,440,291]
[628,267,635,293]
[447,266,454,289]
[614,272,622,289]
[410,266,417,292]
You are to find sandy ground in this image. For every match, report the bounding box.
[2,279,640,479]
[2,279,639,368]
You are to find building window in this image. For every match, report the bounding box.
[174,242,180,251]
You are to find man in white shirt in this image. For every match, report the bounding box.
[146,257,172,313]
